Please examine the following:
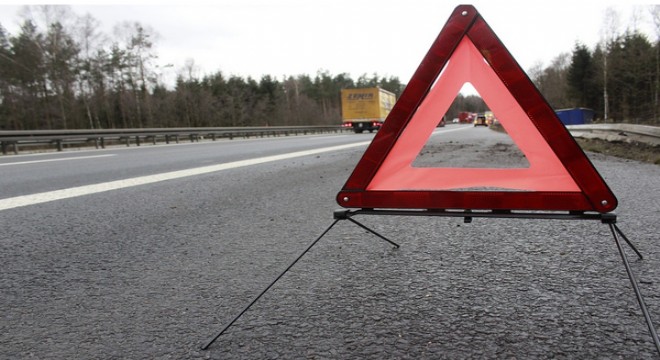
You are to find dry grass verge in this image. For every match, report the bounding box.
[575,138,660,165]
[488,123,659,165]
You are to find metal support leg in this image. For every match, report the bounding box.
[202,213,401,350]
[344,217,400,248]
[609,223,660,355]
[202,218,341,350]
[334,209,400,248]
[600,214,643,260]
[612,223,643,260]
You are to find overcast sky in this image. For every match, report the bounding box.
[0,1,656,88]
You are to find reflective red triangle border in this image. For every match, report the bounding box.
[336,5,617,213]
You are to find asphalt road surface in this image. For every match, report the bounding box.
[1,125,659,359]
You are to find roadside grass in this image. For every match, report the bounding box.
[488,122,659,165]
[575,138,660,165]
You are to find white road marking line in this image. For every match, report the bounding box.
[431,125,473,136]
[0,141,371,211]
[0,154,116,167]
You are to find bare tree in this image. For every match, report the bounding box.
[630,5,645,33]
[43,22,79,128]
[599,7,621,121]
[73,13,104,128]
[18,5,75,32]
[528,54,571,109]
[651,5,660,122]
[113,21,159,127]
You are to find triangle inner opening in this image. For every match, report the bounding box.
[412,85,530,169]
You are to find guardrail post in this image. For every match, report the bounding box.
[56,140,63,151]
[135,136,141,146]
[100,137,105,149]
[1,141,6,155]
[12,142,18,154]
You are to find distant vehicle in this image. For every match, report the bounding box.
[340,87,396,133]
[484,111,495,125]
[458,111,476,124]
[474,114,488,126]
[555,107,594,125]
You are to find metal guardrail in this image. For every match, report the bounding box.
[1,123,657,156]
[0,125,351,155]
[566,124,660,146]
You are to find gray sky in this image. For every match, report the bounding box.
[0,1,655,88]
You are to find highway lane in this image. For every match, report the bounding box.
[0,131,377,199]
[1,125,659,358]
[0,125,473,208]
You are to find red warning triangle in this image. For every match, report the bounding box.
[336,5,617,213]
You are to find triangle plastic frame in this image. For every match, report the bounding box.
[336,5,617,213]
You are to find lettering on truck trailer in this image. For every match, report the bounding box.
[347,93,375,100]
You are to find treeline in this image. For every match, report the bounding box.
[170,71,405,128]
[0,4,491,131]
[1,6,659,130]
[530,7,660,124]
[0,6,405,130]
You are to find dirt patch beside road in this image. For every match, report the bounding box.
[575,138,660,165]
[489,123,659,165]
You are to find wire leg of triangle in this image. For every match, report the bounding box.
[609,223,660,356]
[343,217,400,248]
[201,215,399,350]
[611,223,644,260]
